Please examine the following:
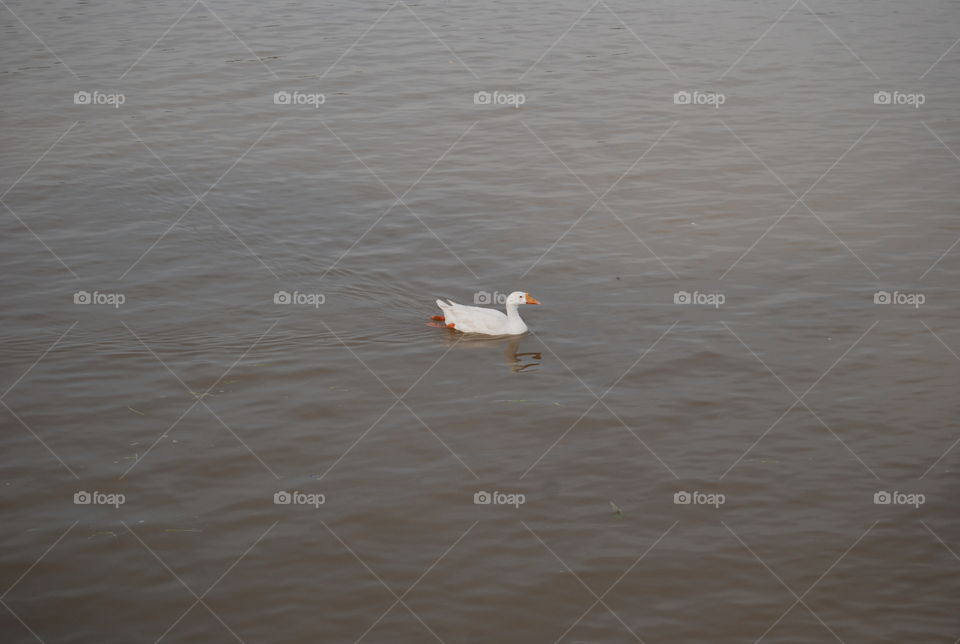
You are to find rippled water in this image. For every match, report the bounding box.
[2,1,959,642]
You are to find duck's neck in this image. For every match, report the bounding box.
[505,302,525,330]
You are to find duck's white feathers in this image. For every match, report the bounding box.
[436,299,525,335]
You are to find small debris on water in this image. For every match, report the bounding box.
[610,501,623,519]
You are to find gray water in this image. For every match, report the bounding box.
[2,0,959,642]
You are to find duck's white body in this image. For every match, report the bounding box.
[435,291,540,336]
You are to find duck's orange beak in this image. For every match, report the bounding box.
[525,293,540,305]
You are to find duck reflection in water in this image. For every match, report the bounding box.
[440,332,541,372]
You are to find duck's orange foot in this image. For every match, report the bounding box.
[446,323,456,329]
[431,315,445,321]
[425,321,445,328]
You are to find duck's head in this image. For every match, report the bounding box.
[507,291,540,306]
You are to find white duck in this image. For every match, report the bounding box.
[434,291,540,335]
